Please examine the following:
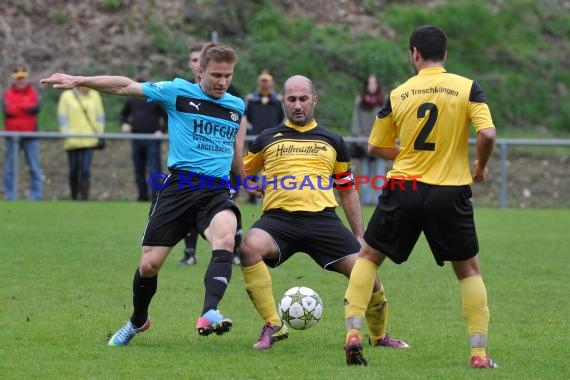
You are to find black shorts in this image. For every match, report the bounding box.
[229,172,240,201]
[142,170,241,246]
[251,208,361,269]
[364,180,478,266]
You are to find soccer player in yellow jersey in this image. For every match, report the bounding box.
[240,75,409,351]
[343,26,497,368]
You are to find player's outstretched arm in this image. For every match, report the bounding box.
[41,73,143,97]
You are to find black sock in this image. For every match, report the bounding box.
[184,229,199,254]
[130,268,157,327]
[202,250,232,314]
[234,229,242,256]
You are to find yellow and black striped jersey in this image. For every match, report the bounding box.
[244,119,354,212]
[370,67,495,185]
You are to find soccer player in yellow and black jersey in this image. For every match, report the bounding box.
[343,26,498,368]
[240,75,409,351]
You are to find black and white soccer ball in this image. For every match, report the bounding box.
[279,286,323,330]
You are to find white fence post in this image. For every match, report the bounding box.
[499,142,509,209]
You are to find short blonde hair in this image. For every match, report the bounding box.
[199,43,238,70]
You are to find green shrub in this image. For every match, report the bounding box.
[36,1,570,136]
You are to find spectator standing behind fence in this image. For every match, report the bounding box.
[120,73,167,202]
[2,65,43,201]
[244,71,285,136]
[57,86,105,200]
[243,71,285,204]
[350,74,386,205]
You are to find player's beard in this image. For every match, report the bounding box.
[290,115,312,126]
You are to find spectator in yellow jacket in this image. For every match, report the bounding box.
[57,86,105,200]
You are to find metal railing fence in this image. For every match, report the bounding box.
[1,131,569,208]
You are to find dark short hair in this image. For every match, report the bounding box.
[199,43,238,70]
[409,25,447,62]
[189,43,204,55]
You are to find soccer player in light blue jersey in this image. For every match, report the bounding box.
[42,43,256,346]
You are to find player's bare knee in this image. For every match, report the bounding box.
[240,235,257,255]
[139,260,160,276]
[139,246,166,275]
[240,235,265,264]
[452,256,482,280]
[217,231,236,251]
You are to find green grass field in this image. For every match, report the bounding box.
[1,202,568,379]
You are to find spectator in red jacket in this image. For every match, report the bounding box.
[2,65,43,200]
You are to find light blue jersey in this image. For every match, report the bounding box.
[142,79,245,178]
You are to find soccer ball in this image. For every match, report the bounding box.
[279,286,323,330]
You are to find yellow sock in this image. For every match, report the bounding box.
[471,347,487,359]
[365,286,388,342]
[241,261,282,326]
[460,275,489,358]
[345,258,378,320]
[346,329,361,343]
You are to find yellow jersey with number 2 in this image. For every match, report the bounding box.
[369,67,495,186]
